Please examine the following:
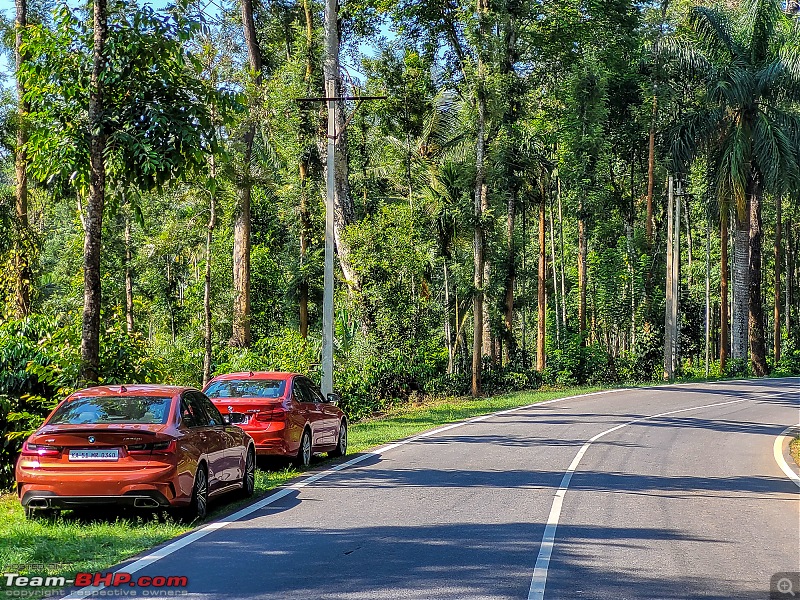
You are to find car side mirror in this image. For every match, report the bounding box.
[326,393,341,406]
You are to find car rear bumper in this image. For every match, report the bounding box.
[16,463,183,507]
[242,426,291,456]
[21,490,171,510]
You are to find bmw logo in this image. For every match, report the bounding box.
[88,436,95,444]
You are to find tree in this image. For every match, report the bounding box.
[14,0,31,318]
[21,2,226,382]
[83,0,108,384]
[231,0,263,348]
[670,0,800,375]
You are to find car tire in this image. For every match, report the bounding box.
[329,419,347,458]
[239,446,256,498]
[294,428,312,468]
[176,464,208,523]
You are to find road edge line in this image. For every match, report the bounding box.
[773,425,800,489]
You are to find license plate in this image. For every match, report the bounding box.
[69,449,119,461]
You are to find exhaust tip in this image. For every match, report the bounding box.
[28,498,50,509]
[133,497,160,508]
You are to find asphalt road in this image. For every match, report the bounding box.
[71,379,800,599]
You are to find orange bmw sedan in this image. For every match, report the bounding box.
[15,385,256,520]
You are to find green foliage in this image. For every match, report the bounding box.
[214,330,321,377]
[2,0,800,499]
[0,315,165,490]
[19,2,233,195]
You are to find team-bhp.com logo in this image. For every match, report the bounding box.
[3,572,188,597]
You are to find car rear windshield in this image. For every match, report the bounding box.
[205,379,287,399]
[48,396,173,425]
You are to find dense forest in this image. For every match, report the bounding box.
[1,0,799,485]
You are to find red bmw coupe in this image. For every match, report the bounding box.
[203,372,347,467]
[16,385,256,520]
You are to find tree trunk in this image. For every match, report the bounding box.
[471,0,488,396]
[578,195,588,341]
[646,93,656,250]
[14,0,31,318]
[683,195,693,289]
[444,258,455,374]
[299,160,311,339]
[503,189,516,363]
[298,0,313,340]
[80,0,108,384]
[482,193,492,363]
[786,216,792,345]
[472,166,486,396]
[203,157,217,387]
[124,210,134,333]
[748,173,768,375]
[557,174,566,328]
[232,156,253,347]
[548,189,560,348]
[720,208,729,372]
[303,0,313,79]
[537,191,546,371]
[773,195,781,364]
[232,0,263,348]
[732,199,750,362]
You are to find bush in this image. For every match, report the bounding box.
[774,349,800,377]
[0,314,165,490]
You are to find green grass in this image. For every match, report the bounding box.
[0,385,600,579]
[791,436,800,469]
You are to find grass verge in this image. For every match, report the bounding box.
[0,385,600,578]
[790,436,800,469]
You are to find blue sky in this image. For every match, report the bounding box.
[0,0,385,92]
[0,0,187,90]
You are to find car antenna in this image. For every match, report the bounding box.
[120,385,128,393]
[249,371,254,377]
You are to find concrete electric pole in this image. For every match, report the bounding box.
[299,0,384,397]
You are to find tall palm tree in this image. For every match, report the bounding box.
[669,0,800,375]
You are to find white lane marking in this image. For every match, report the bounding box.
[61,388,622,599]
[527,397,749,600]
[773,425,800,489]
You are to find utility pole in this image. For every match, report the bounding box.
[322,80,336,398]
[296,91,384,397]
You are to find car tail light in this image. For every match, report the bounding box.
[127,440,177,455]
[255,408,287,422]
[21,442,61,457]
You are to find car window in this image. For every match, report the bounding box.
[49,395,173,425]
[292,378,314,404]
[180,396,201,428]
[195,392,224,427]
[205,379,286,399]
[302,378,325,403]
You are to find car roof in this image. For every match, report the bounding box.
[207,372,300,382]
[68,385,191,399]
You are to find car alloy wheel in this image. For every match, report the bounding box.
[330,420,347,457]
[295,429,312,468]
[192,466,208,521]
[242,448,256,497]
